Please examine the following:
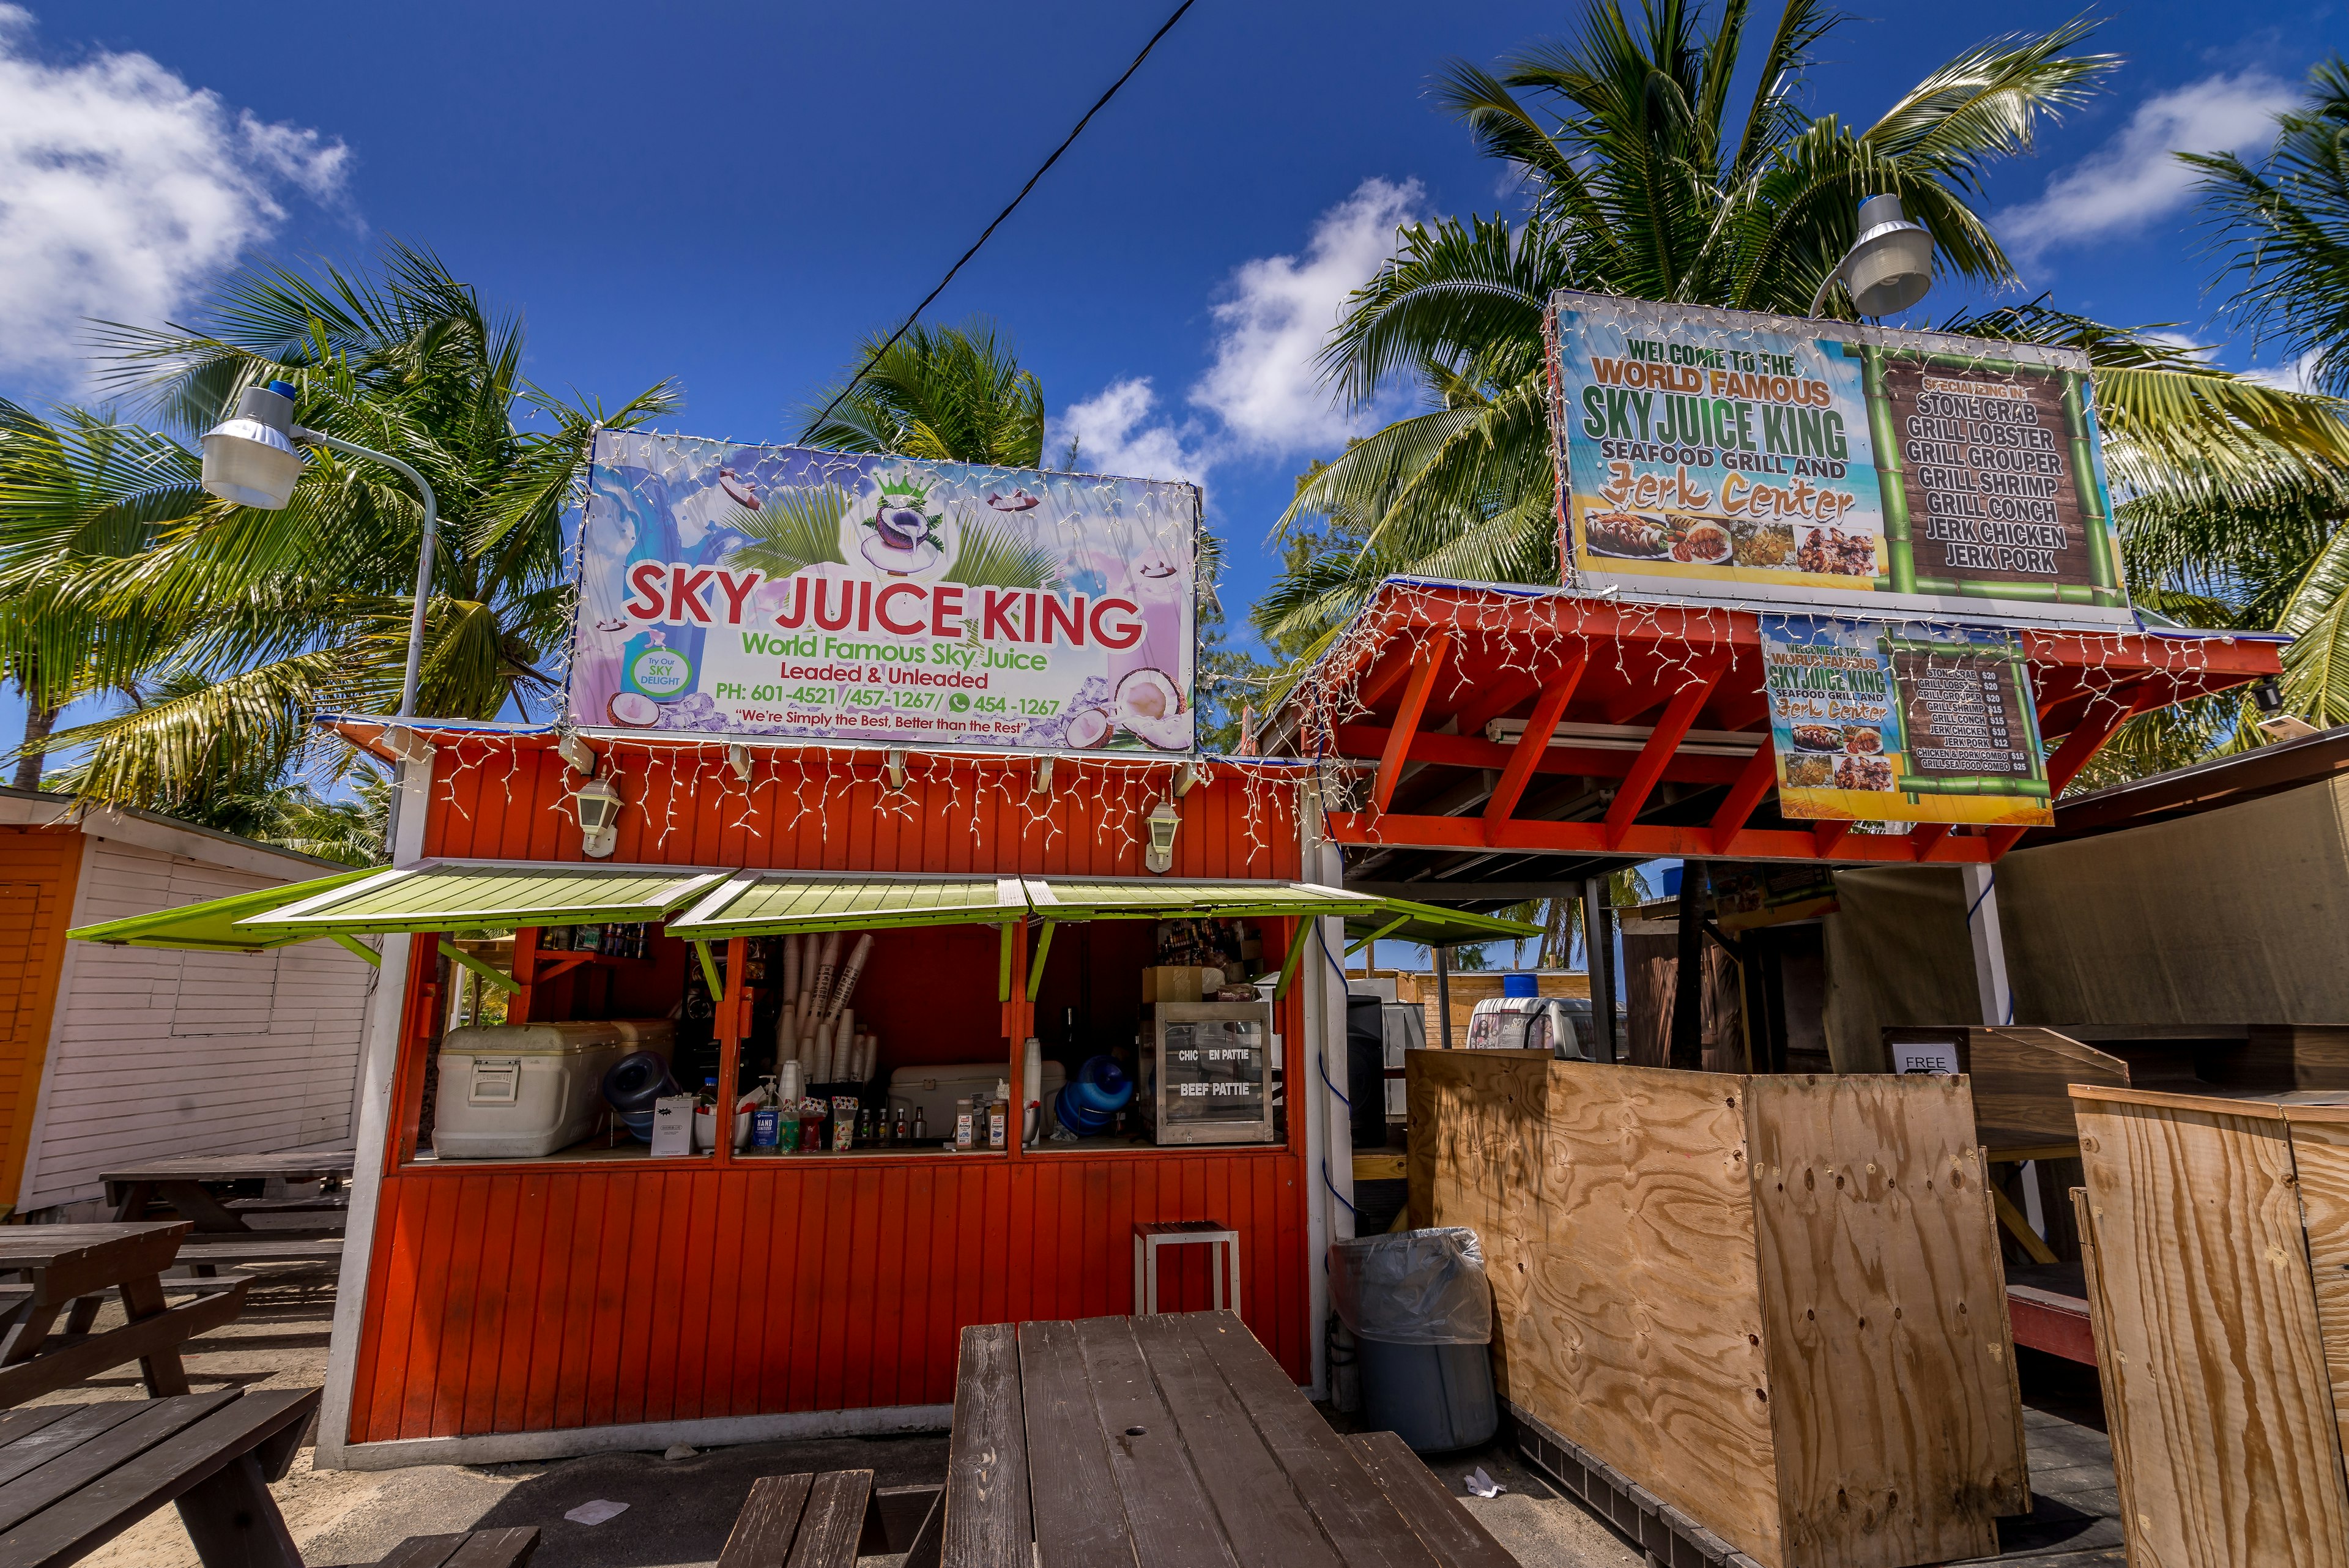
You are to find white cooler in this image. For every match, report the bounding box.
[435,1019,674,1159]
[887,1060,1067,1142]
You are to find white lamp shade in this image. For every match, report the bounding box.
[201,420,305,509]
[1841,196,1934,318]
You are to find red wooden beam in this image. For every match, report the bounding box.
[1910,822,1954,859]
[1709,745,1779,853]
[1452,671,1540,743]
[1323,811,1995,864]
[1603,657,1729,850]
[1330,726,1751,787]
[1373,633,1451,813]
[1813,820,1854,857]
[1984,683,2159,857]
[1486,655,1589,839]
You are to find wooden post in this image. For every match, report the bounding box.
[1582,877,1616,1062]
[1668,872,1706,1071]
[1434,946,1453,1049]
[713,936,746,1165]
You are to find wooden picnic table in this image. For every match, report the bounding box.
[943,1310,1516,1568]
[103,1150,355,1235]
[0,1387,319,1566]
[0,1224,248,1408]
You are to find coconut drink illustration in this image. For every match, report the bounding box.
[859,475,947,576]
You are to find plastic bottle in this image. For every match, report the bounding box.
[913,1105,927,1143]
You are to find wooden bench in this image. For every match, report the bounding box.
[330,1527,540,1567]
[715,1468,921,1568]
[174,1236,344,1279]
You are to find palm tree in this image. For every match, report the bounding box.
[798,318,1045,467]
[1256,4,2349,721]
[1259,1,2117,663]
[0,242,677,804]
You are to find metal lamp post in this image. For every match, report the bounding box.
[1809,194,1935,319]
[202,378,440,855]
[201,379,438,721]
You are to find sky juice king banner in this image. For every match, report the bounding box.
[1759,614,2054,828]
[567,433,1200,751]
[1546,292,2132,628]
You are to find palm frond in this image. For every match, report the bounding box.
[944,513,1061,590]
[727,485,853,579]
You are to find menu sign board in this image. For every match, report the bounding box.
[1759,614,2052,828]
[1546,292,2129,627]
[568,431,1200,752]
[1148,1006,1274,1145]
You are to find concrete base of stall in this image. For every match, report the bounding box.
[323,1402,954,1471]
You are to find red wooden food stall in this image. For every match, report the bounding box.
[76,729,1529,1467]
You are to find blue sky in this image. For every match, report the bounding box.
[1,0,2340,764]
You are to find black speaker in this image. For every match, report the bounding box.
[1345,994,1389,1150]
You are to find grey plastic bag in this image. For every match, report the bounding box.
[1328,1227,1493,1345]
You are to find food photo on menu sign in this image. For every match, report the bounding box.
[1759,614,2054,829]
[1545,292,2132,628]
[566,433,1200,752]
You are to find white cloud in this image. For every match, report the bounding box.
[2244,347,2325,394]
[1998,70,2295,261]
[1059,377,1205,484]
[0,6,351,385]
[1190,176,1423,451]
[1053,177,1423,489]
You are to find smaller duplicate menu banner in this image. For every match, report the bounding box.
[1760,614,2052,828]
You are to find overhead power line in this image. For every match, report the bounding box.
[810,0,1198,431]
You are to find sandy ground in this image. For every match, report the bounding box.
[36,1263,1645,1568]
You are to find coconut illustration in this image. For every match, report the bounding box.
[1063,707,1114,749]
[859,475,946,575]
[1113,668,1190,751]
[609,691,659,727]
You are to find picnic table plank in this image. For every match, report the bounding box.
[1071,1317,1238,1568]
[1127,1313,1345,1568]
[0,1405,151,1491]
[437,1527,541,1567]
[102,1150,355,1189]
[1343,1433,1518,1568]
[1017,1319,1134,1568]
[784,1468,877,1568]
[0,1388,317,1567]
[943,1323,1030,1568]
[716,1472,814,1567]
[0,1391,236,1531]
[1178,1313,1441,1568]
[0,1224,190,1306]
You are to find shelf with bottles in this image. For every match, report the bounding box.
[520,921,658,982]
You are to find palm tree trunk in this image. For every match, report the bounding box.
[13,699,56,792]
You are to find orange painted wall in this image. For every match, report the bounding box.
[0,826,83,1211]
[349,745,1316,1444]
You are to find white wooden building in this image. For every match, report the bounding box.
[0,787,375,1219]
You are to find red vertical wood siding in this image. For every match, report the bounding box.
[349,742,1313,1445]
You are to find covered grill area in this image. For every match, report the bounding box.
[1264,580,2284,898]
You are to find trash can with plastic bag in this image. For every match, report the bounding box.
[1329,1227,1497,1451]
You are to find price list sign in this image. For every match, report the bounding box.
[1761,614,2052,828]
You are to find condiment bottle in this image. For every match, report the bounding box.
[954,1098,974,1150]
[913,1106,927,1143]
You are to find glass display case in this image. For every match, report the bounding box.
[1139,1001,1276,1146]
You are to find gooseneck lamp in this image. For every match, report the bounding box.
[1809,195,1935,319]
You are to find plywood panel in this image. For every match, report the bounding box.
[1746,1074,2026,1567]
[346,1146,1308,1446]
[1960,1028,2129,1149]
[2071,1087,2349,1567]
[2282,1105,2349,1463]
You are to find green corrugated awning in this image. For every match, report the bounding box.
[231,860,730,937]
[1025,879,1387,921]
[667,872,1030,938]
[1342,897,1544,953]
[68,869,379,954]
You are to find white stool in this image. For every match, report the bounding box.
[1133,1221,1239,1315]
